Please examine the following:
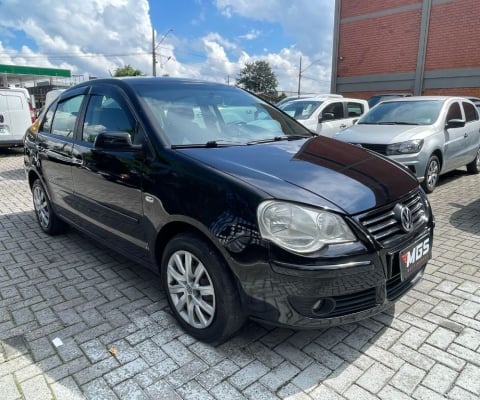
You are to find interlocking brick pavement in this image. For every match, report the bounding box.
[1,149,480,399]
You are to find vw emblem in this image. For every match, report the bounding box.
[394,204,414,232]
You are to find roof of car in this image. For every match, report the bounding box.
[284,96,366,103]
[380,95,474,103]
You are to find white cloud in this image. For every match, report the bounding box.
[214,0,334,56]
[239,30,261,41]
[0,0,334,94]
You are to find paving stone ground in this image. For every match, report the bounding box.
[1,149,479,400]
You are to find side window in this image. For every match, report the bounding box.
[51,95,84,137]
[347,102,365,117]
[463,102,478,122]
[322,102,344,120]
[82,95,135,143]
[446,102,462,122]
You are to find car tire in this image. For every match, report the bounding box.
[422,155,440,193]
[32,179,68,235]
[466,148,480,174]
[161,232,246,344]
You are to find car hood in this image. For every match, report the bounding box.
[178,136,418,215]
[335,123,435,144]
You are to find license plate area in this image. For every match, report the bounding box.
[399,234,431,280]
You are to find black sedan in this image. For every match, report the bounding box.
[24,77,434,343]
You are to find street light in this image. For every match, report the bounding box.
[152,28,173,76]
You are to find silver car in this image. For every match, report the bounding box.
[335,96,480,192]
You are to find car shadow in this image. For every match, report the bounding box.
[0,147,23,157]
[449,197,480,235]
[435,168,469,189]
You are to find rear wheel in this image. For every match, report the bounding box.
[32,179,67,235]
[466,148,480,174]
[161,232,245,344]
[422,155,440,193]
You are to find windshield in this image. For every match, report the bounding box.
[358,100,443,125]
[279,100,323,120]
[134,83,313,146]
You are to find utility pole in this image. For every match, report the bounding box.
[152,28,173,77]
[297,56,302,97]
[152,27,156,77]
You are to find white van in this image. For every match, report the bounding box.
[0,88,34,147]
[279,96,369,137]
[45,89,66,109]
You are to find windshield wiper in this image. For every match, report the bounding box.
[375,121,420,125]
[246,135,311,145]
[172,140,245,149]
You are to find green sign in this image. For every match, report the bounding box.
[0,64,71,77]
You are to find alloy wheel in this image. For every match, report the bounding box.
[33,184,50,229]
[426,158,439,191]
[166,250,216,329]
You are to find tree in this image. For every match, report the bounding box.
[114,65,144,77]
[236,61,278,94]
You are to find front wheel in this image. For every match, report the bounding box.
[161,232,245,344]
[32,179,67,235]
[466,148,480,174]
[422,155,440,193]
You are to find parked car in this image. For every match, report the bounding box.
[335,96,480,193]
[45,89,66,109]
[275,93,343,107]
[278,96,369,137]
[0,87,35,148]
[367,93,411,108]
[24,77,434,343]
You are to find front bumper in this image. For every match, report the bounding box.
[232,227,432,329]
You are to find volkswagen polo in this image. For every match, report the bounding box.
[24,78,434,343]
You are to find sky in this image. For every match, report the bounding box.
[0,0,335,95]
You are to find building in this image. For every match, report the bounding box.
[330,0,480,99]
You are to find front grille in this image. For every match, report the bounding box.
[387,266,424,301]
[357,191,428,247]
[353,143,388,155]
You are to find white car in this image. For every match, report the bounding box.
[279,96,369,137]
[335,96,480,193]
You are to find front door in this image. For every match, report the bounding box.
[71,86,148,256]
[317,101,345,137]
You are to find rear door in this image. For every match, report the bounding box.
[0,90,31,144]
[461,101,480,164]
[35,87,87,215]
[443,100,467,171]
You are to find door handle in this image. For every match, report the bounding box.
[340,124,347,128]
[464,133,468,138]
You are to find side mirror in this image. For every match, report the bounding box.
[446,119,465,129]
[94,131,141,151]
[319,112,335,122]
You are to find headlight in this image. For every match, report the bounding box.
[257,201,356,254]
[386,139,424,155]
